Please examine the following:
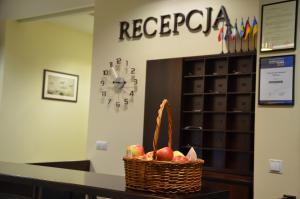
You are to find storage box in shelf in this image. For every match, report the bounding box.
[123,99,204,193]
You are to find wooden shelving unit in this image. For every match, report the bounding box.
[143,52,256,199]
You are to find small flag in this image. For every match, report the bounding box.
[224,24,232,41]
[240,18,245,38]
[252,16,258,37]
[231,19,239,40]
[244,17,252,40]
[218,26,224,42]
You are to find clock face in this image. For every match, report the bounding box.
[100,58,138,109]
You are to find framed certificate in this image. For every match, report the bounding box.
[259,55,295,105]
[260,0,298,52]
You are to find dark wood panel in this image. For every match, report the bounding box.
[143,58,183,152]
[31,160,90,171]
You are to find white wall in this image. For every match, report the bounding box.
[0,0,94,20]
[0,21,92,163]
[253,0,300,198]
[88,0,258,174]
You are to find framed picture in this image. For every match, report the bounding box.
[260,0,298,52]
[42,69,79,102]
[259,55,295,105]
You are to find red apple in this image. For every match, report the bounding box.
[172,156,189,162]
[126,144,144,158]
[156,147,173,161]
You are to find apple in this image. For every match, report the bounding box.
[172,156,189,162]
[156,147,173,161]
[173,150,184,157]
[126,144,144,158]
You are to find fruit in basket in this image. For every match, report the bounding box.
[144,151,154,160]
[156,147,173,161]
[172,155,189,162]
[126,144,144,158]
[173,150,184,157]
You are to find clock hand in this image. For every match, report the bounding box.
[110,66,119,78]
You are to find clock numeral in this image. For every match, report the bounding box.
[131,68,135,74]
[108,98,112,104]
[100,80,105,86]
[103,70,109,76]
[109,62,113,67]
[126,60,129,66]
[101,91,107,97]
[116,101,121,108]
[133,78,138,85]
[116,58,122,65]
[130,91,134,96]
[124,98,129,105]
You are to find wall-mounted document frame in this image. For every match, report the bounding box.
[259,55,295,105]
[260,0,298,52]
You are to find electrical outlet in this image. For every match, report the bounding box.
[96,141,108,151]
[269,159,283,174]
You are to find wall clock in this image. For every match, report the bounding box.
[100,58,138,109]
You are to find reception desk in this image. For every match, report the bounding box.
[0,161,229,199]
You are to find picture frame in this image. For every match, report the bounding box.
[42,69,79,102]
[258,55,295,105]
[260,0,298,52]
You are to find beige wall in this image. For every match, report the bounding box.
[0,21,92,163]
[0,21,5,106]
[254,0,300,198]
[88,0,258,174]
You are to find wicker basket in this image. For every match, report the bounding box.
[123,99,204,193]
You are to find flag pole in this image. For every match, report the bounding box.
[248,35,250,52]
[240,36,243,52]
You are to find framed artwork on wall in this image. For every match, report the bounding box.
[42,69,79,102]
[260,0,298,52]
[259,55,295,105]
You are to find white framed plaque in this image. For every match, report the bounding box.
[259,55,295,105]
[260,0,298,52]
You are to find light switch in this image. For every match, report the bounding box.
[269,159,283,174]
[96,141,108,151]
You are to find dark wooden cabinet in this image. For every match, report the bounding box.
[143,52,256,199]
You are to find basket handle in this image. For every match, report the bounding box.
[152,99,173,160]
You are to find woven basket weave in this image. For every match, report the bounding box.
[123,99,204,193]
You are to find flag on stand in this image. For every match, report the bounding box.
[252,16,258,37]
[224,24,232,41]
[218,26,224,42]
[240,18,245,38]
[231,19,239,40]
[244,17,252,40]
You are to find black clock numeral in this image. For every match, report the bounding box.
[130,91,134,96]
[108,98,112,104]
[116,58,122,65]
[126,60,129,66]
[101,91,107,97]
[100,80,105,86]
[103,70,109,75]
[131,68,135,74]
[124,98,129,105]
[109,62,113,67]
[133,78,138,85]
[116,101,121,108]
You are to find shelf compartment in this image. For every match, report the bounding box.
[203,113,226,130]
[227,114,254,131]
[184,78,204,93]
[183,113,203,128]
[203,150,225,169]
[226,133,253,151]
[205,58,228,75]
[204,95,227,112]
[183,95,203,111]
[228,76,252,93]
[181,131,203,147]
[225,152,253,174]
[228,56,253,74]
[203,132,225,149]
[204,77,227,93]
[227,94,252,112]
[184,60,205,76]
